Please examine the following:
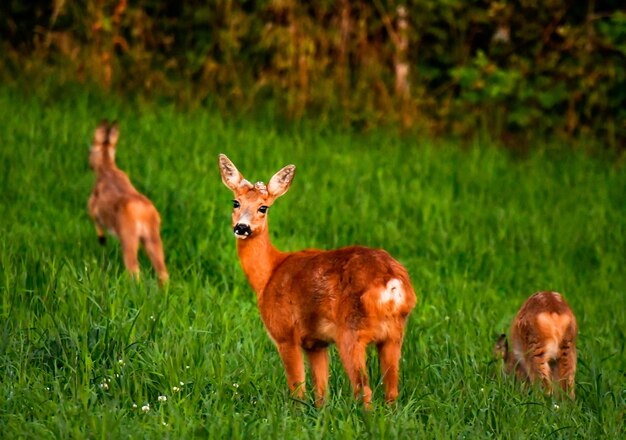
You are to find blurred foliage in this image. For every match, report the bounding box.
[1,0,625,147]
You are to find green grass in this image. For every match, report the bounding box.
[0,84,624,438]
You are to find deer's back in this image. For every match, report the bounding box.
[90,168,158,233]
[260,246,416,347]
[510,291,577,361]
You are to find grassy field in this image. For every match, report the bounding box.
[0,84,624,438]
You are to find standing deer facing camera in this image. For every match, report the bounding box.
[495,291,578,398]
[88,120,168,285]
[218,154,416,407]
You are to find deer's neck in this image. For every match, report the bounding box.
[236,227,286,299]
[95,161,118,179]
[503,349,516,375]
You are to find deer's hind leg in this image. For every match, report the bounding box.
[377,338,403,403]
[526,343,553,395]
[141,229,168,285]
[336,330,372,407]
[557,339,577,398]
[305,347,329,406]
[119,222,140,280]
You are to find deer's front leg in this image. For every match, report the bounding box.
[95,223,106,245]
[277,342,306,399]
[88,196,106,245]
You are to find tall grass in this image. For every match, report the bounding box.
[0,84,624,438]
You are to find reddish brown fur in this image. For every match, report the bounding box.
[219,154,416,407]
[495,291,578,398]
[88,120,168,285]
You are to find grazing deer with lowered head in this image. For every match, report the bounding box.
[495,291,577,398]
[218,154,416,407]
[88,120,168,285]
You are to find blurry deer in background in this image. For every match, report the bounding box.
[218,154,416,407]
[495,291,577,398]
[88,120,168,285]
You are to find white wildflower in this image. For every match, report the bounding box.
[172,386,180,392]
[142,404,150,413]
[233,383,239,389]
[553,403,560,410]
[132,403,138,410]
[158,395,167,402]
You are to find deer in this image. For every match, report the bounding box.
[88,120,168,285]
[494,291,578,398]
[218,154,416,407]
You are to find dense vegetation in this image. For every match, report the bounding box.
[1,1,625,147]
[0,85,624,438]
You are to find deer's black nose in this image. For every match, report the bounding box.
[234,223,252,237]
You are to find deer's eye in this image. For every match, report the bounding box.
[232,200,240,209]
[258,205,268,214]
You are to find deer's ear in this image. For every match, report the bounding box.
[496,334,508,350]
[219,154,246,192]
[107,121,120,147]
[267,164,296,199]
[94,120,109,144]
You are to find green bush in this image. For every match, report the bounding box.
[1,1,624,147]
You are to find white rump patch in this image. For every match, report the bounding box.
[536,311,571,360]
[379,278,405,307]
[136,221,148,237]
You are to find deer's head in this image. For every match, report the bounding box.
[494,333,509,363]
[219,154,295,239]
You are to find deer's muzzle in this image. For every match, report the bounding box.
[234,223,252,238]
